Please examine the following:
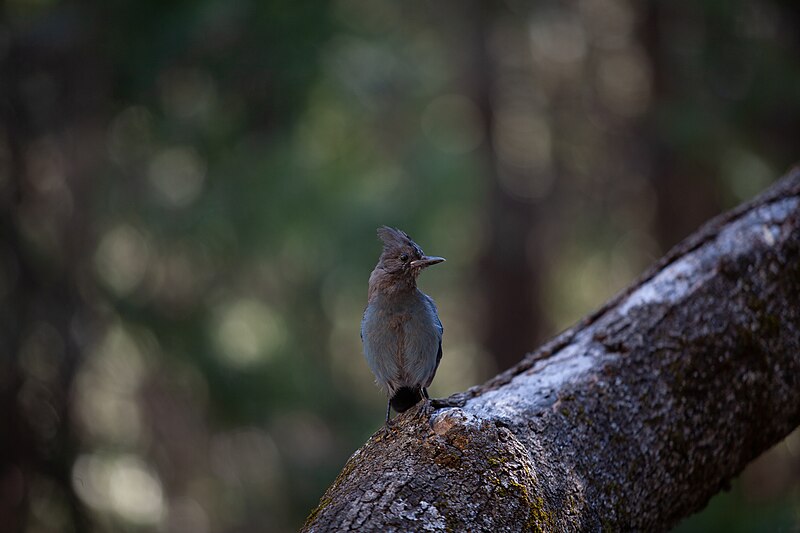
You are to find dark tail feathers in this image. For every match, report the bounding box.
[390,386,423,413]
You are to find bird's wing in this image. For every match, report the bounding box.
[423,294,444,368]
[423,294,443,334]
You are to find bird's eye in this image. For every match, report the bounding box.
[400,253,409,262]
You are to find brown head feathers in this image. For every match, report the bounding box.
[377,226,422,256]
[369,226,445,298]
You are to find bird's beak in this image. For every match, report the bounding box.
[410,256,445,269]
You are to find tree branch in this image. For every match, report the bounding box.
[304,167,800,532]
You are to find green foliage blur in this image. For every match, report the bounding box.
[1,0,798,531]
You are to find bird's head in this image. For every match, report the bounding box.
[375,226,445,282]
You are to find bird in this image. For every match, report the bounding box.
[361,226,445,425]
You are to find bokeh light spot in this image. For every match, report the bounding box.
[73,454,164,526]
[108,456,165,525]
[596,47,652,117]
[212,299,285,367]
[723,149,773,202]
[148,146,207,208]
[529,10,587,67]
[580,0,635,50]
[94,225,151,296]
[74,323,145,444]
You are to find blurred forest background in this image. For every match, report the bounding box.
[1,0,799,531]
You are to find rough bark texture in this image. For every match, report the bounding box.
[304,168,800,532]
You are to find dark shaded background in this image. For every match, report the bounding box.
[1,0,799,531]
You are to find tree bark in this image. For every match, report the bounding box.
[303,167,800,532]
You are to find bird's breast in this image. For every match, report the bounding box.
[363,295,435,348]
[362,293,441,389]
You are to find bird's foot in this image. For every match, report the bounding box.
[429,393,468,409]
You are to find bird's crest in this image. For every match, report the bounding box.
[377,226,415,252]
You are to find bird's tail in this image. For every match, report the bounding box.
[390,386,423,413]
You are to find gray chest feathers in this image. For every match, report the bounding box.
[361,290,442,393]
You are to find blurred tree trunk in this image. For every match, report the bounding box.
[641,3,723,253]
[302,169,800,532]
[0,5,104,529]
[467,0,546,374]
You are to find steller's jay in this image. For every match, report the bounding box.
[361,227,445,424]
